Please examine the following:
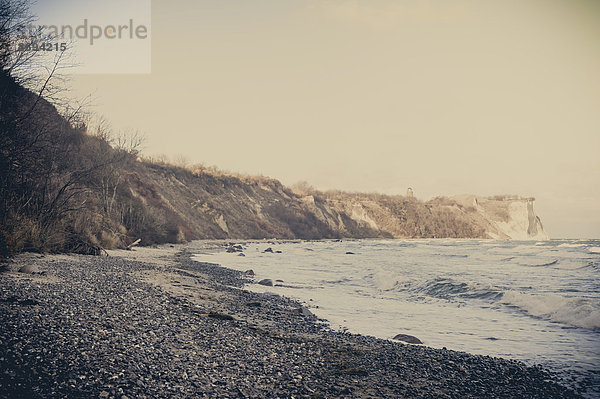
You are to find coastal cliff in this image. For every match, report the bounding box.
[123,162,549,243]
[0,75,549,255]
[451,195,549,240]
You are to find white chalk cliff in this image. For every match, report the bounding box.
[451,195,549,240]
[290,192,550,240]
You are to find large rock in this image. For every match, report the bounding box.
[258,279,273,286]
[18,265,37,274]
[392,333,423,344]
[295,307,314,317]
[208,312,234,321]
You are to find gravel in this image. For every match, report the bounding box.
[0,249,581,398]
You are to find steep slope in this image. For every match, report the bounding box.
[451,195,549,240]
[123,162,340,241]
[126,162,549,242]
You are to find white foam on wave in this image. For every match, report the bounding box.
[556,261,588,270]
[558,243,587,248]
[518,259,559,267]
[372,269,403,291]
[588,247,600,254]
[488,245,541,255]
[501,291,600,330]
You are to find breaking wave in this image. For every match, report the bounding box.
[398,277,503,301]
[518,259,559,267]
[501,291,600,330]
[372,274,600,330]
[558,243,587,248]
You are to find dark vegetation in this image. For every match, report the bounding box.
[0,0,147,255]
[0,70,146,255]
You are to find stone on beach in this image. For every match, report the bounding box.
[208,312,235,321]
[18,264,37,274]
[392,334,423,344]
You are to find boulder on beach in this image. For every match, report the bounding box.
[295,306,314,317]
[392,333,423,344]
[263,247,274,253]
[208,312,234,321]
[18,265,37,274]
[244,269,255,276]
[258,279,274,286]
[226,244,244,253]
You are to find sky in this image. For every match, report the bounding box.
[37,0,600,238]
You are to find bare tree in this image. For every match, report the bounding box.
[1,0,75,91]
[0,0,138,255]
[85,118,144,215]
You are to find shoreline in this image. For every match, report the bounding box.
[0,243,581,398]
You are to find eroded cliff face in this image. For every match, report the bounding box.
[306,193,549,240]
[450,195,549,240]
[128,163,548,242]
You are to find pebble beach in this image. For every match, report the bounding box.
[0,243,581,398]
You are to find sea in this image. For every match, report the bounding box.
[193,239,600,398]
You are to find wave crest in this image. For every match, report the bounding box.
[408,278,502,300]
[501,291,600,330]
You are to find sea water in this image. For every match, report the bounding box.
[193,239,600,397]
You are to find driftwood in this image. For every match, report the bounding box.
[126,239,141,251]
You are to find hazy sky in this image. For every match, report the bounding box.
[54,0,600,238]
